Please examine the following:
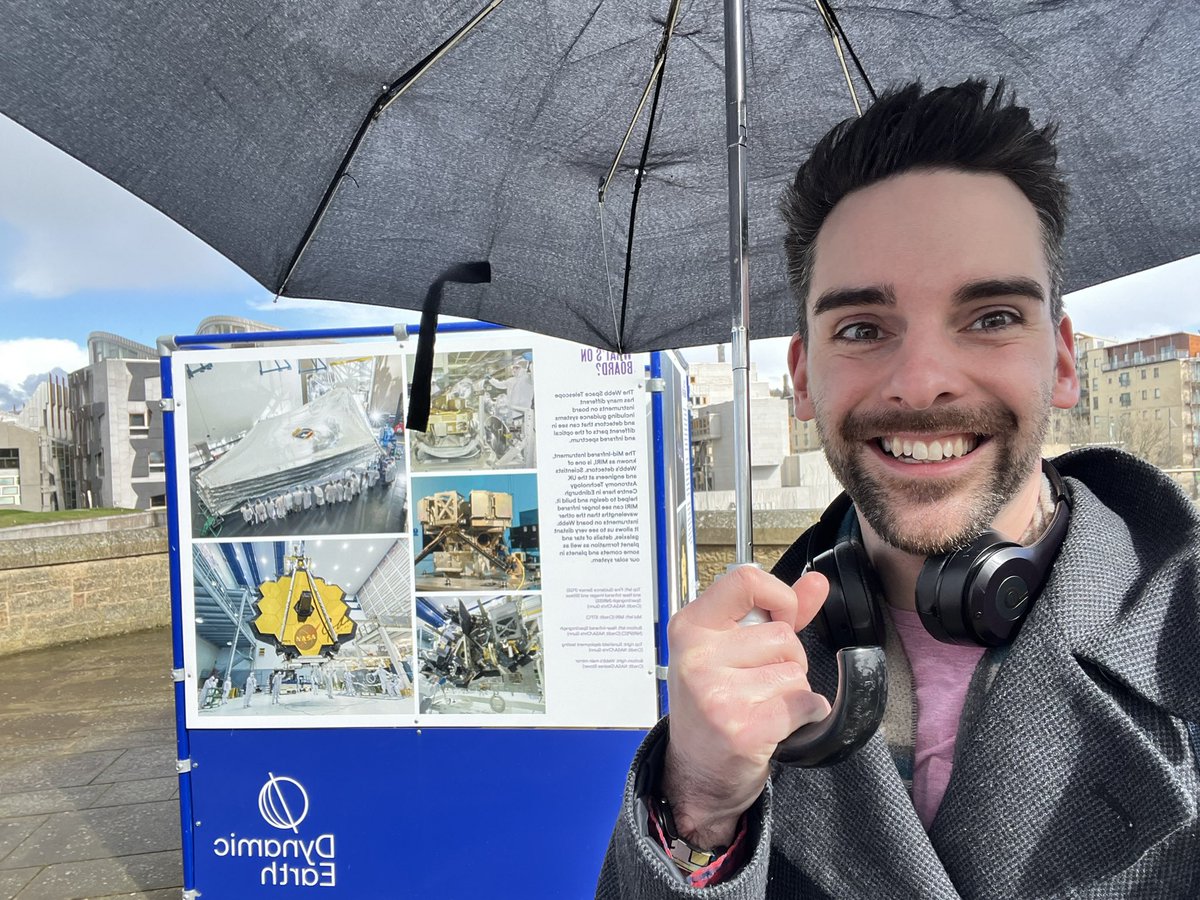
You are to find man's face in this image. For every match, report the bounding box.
[788,169,1078,556]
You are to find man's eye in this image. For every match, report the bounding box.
[835,322,883,342]
[970,310,1019,331]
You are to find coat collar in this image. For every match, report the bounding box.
[930,470,1199,895]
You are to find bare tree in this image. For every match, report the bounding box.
[1047,409,1092,447]
[1107,413,1176,468]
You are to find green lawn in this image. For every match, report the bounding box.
[0,507,141,529]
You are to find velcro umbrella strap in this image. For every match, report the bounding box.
[406,261,491,432]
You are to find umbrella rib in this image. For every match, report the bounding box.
[596,0,684,205]
[597,198,622,348]
[274,0,507,299]
[594,0,683,350]
[617,63,670,351]
[596,56,665,207]
[814,0,876,111]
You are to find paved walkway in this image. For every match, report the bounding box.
[0,629,181,899]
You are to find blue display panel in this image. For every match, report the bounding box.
[187,727,647,896]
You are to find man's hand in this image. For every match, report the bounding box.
[661,566,831,848]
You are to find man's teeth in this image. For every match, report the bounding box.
[879,435,977,461]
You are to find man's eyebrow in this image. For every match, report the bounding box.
[811,285,897,317]
[953,277,1045,305]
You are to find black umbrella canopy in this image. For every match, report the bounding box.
[2,1,1197,352]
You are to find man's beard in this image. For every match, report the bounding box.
[814,392,1051,556]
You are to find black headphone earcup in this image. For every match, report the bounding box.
[917,530,1012,644]
[811,539,887,648]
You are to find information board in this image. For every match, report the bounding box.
[164,325,692,897]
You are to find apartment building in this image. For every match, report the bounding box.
[1081,331,1200,469]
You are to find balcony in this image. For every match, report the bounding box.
[1100,349,1189,372]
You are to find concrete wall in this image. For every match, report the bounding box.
[0,509,168,540]
[0,420,44,512]
[705,397,793,491]
[0,522,170,657]
[695,508,821,589]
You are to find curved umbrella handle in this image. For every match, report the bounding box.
[771,646,888,768]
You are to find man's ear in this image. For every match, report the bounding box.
[788,332,815,421]
[1051,314,1080,410]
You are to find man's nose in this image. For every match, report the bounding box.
[883,330,968,410]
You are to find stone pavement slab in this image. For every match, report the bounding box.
[10,851,180,900]
[0,790,108,821]
[0,872,37,899]
[1,801,181,870]
[0,629,181,900]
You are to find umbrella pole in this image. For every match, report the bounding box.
[724,0,753,565]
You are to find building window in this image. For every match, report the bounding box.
[148,450,165,472]
[1092,397,1099,410]
[1154,367,1160,378]
[1092,378,1098,390]
[1142,390,1147,400]
[1118,372,1131,387]
[1119,393,1131,407]
[150,494,167,508]
[129,412,148,433]
[1154,388,1162,399]
[0,448,18,469]
[1141,369,1147,380]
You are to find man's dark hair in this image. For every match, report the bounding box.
[781,79,1067,342]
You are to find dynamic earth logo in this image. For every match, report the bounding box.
[259,773,309,832]
[212,773,337,887]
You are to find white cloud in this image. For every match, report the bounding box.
[0,338,87,391]
[246,294,462,332]
[1064,255,1200,341]
[0,115,251,298]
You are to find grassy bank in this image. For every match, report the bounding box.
[0,508,139,529]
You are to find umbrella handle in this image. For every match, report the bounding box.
[771,646,887,767]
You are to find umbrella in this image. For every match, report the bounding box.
[3,1,1198,766]
[2,1,1197,355]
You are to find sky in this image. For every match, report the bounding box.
[2,111,1199,409]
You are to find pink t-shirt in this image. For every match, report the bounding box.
[888,607,986,830]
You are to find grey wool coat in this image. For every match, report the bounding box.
[597,448,1200,898]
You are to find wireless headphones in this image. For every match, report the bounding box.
[794,460,1071,648]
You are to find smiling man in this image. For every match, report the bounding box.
[599,81,1200,898]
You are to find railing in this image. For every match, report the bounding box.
[1100,349,1191,372]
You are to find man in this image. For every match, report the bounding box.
[243,670,257,709]
[200,673,219,708]
[599,80,1199,897]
